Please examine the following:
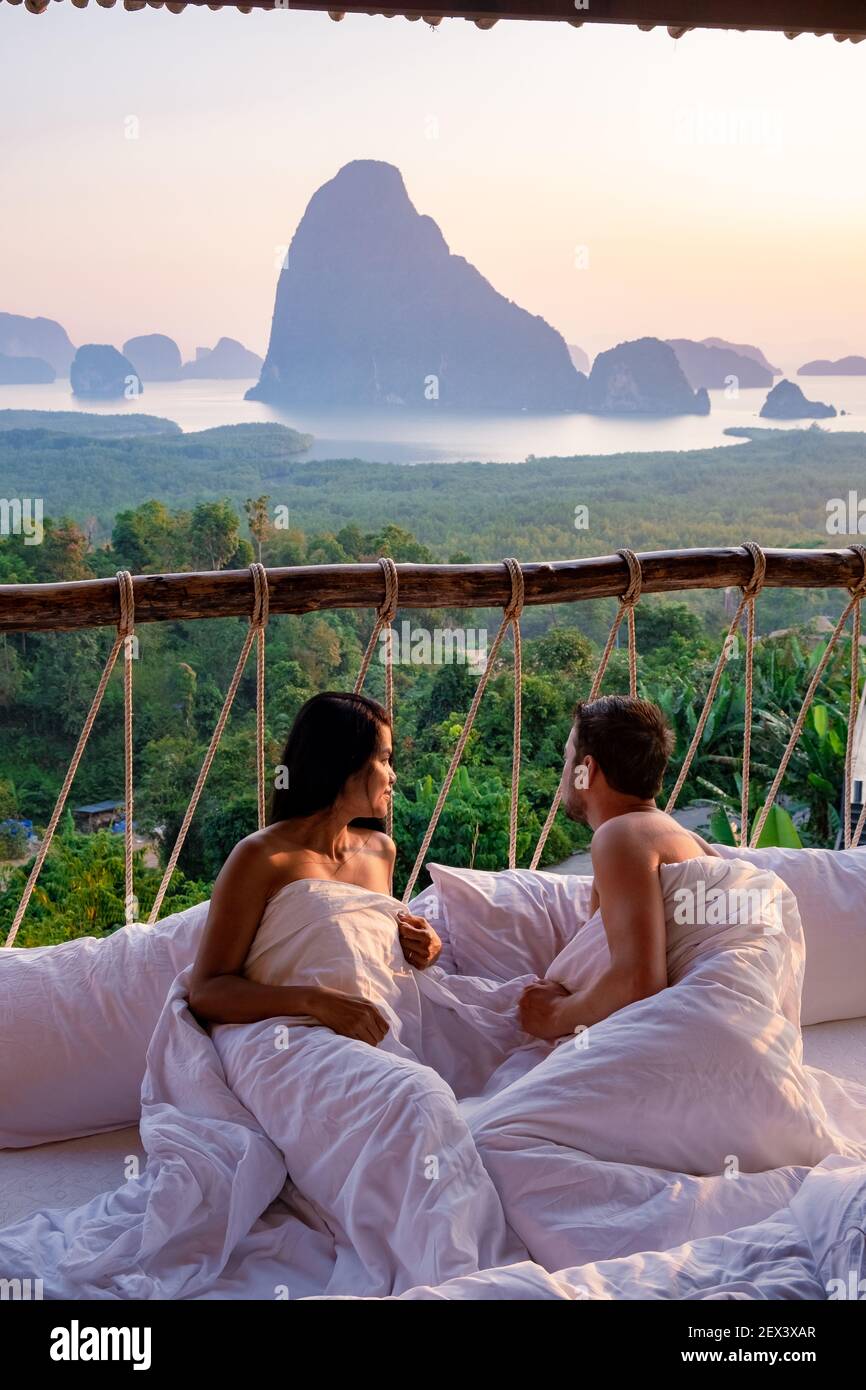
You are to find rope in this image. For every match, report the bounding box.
[750,544,866,848]
[147,563,269,923]
[252,563,270,830]
[845,589,862,849]
[354,558,398,837]
[665,542,766,818]
[401,559,524,902]
[354,558,398,692]
[118,571,136,922]
[529,548,641,870]
[504,559,524,869]
[4,571,135,948]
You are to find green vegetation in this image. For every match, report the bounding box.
[1,420,865,944]
[0,409,182,437]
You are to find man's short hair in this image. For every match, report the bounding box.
[573,695,675,799]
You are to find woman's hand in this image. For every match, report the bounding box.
[396,910,442,970]
[518,979,571,1039]
[306,986,390,1046]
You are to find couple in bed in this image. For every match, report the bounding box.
[190,688,709,1043]
[4,688,861,1299]
[180,690,861,1287]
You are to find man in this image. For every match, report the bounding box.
[519,694,718,1040]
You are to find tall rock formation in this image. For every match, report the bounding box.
[123,334,182,381]
[247,160,586,411]
[701,337,781,376]
[70,345,142,400]
[667,339,772,390]
[182,337,263,379]
[586,338,710,416]
[0,313,76,375]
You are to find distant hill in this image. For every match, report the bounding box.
[667,339,773,389]
[0,421,313,530]
[0,410,180,437]
[798,355,866,376]
[0,353,55,385]
[567,344,590,374]
[248,159,586,412]
[182,338,263,380]
[123,335,183,382]
[0,313,76,375]
[701,337,781,376]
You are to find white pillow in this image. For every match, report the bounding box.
[426,865,593,982]
[0,901,210,1148]
[713,844,866,1025]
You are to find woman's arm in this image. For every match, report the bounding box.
[188,838,311,1024]
[188,839,389,1044]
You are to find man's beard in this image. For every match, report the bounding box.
[565,788,590,825]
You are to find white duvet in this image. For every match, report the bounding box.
[0,859,864,1300]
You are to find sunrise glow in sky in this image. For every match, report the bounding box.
[3,9,865,371]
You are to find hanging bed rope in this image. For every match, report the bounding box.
[664,540,766,836]
[401,557,524,903]
[529,547,642,871]
[5,570,136,948]
[353,557,398,837]
[749,543,866,849]
[147,562,269,923]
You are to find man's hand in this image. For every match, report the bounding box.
[396,910,442,970]
[306,986,390,1046]
[518,979,572,1039]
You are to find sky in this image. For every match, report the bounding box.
[2,7,865,371]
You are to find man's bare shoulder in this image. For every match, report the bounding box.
[590,813,658,866]
[592,810,718,870]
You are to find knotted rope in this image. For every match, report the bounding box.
[401,559,524,902]
[354,558,398,836]
[505,559,524,870]
[148,563,269,923]
[118,571,136,922]
[5,571,136,947]
[750,543,866,848]
[665,541,766,821]
[252,562,270,831]
[529,548,641,870]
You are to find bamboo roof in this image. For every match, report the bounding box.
[3,0,864,43]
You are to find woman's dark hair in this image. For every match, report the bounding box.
[269,691,391,830]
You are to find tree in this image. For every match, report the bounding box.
[189,501,242,571]
[244,495,272,562]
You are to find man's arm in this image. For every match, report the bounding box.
[520,822,668,1038]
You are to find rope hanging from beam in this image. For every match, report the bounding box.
[147,563,270,923]
[529,548,641,870]
[749,544,866,848]
[664,541,766,825]
[401,557,524,902]
[4,570,136,948]
[354,558,398,837]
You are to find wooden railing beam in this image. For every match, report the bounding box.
[1,548,863,634]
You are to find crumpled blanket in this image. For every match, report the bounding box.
[0,861,863,1300]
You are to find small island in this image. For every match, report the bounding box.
[759,379,836,420]
[798,355,866,377]
[71,345,143,401]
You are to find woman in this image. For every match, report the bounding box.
[189,691,442,1039]
[188,691,525,1292]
